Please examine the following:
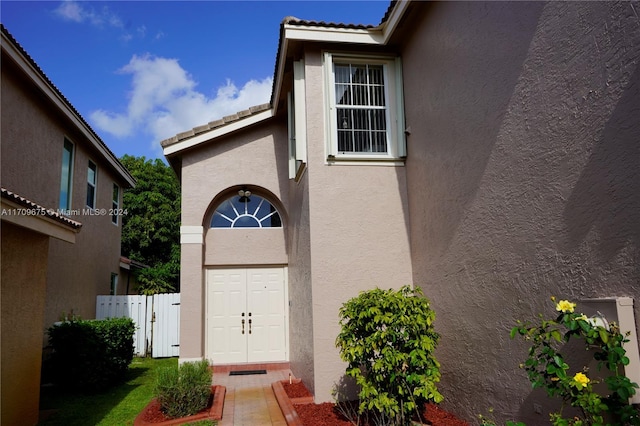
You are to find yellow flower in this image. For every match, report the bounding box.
[556,300,576,313]
[572,372,590,387]
[576,314,588,321]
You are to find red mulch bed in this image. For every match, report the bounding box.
[282,381,313,399]
[294,401,470,426]
[422,403,470,426]
[137,386,219,424]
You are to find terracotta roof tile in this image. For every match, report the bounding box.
[1,188,82,229]
[0,24,135,187]
[160,103,271,148]
[282,16,377,30]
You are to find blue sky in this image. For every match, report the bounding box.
[1,1,390,159]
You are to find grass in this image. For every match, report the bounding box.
[39,356,178,426]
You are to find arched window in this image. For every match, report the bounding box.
[210,192,282,228]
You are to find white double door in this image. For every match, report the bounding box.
[206,268,287,364]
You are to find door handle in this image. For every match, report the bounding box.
[242,318,245,334]
[248,319,252,334]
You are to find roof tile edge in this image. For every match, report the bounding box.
[160,102,271,148]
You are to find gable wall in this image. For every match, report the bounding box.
[400,2,640,422]
[181,120,289,226]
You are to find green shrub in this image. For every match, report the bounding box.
[156,360,212,419]
[512,297,640,426]
[336,285,443,426]
[47,317,135,391]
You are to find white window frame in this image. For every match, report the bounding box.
[324,52,406,163]
[210,193,283,229]
[86,160,97,209]
[59,138,74,211]
[288,60,307,180]
[112,184,120,225]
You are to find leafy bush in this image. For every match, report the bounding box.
[336,285,443,426]
[47,317,135,391]
[156,360,212,419]
[512,297,640,426]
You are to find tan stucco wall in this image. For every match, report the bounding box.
[180,242,205,360]
[1,53,124,328]
[204,228,287,266]
[181,122,289,225]
[46,152,123,323]
[286,170,315,393]
[179,120,290,360]
[1,222,50,426]
[401,2,640,423]
[301,48,414,402]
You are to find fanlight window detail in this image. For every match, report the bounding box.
[211,193,282,228]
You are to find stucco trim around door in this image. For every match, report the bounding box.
[205,267,289,364]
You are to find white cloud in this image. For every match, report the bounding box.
[90,54,273,151]
[54,0,123,28]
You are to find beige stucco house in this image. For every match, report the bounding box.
[1,25,135,425]
[163,1,640,423]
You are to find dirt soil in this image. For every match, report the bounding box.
[284,380,469,426]
[137,386,218,423]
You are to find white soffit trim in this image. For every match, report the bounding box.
[180,225,204,244]
[163,109,274,156]
[283,25,385,45]
[381,0,411,44]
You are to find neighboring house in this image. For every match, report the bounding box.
[162,1,640,423]
[119,256,151,295]
[1,25,135,425]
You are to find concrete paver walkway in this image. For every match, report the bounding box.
[214,368,291,426]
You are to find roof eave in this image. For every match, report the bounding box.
[271,0,411,112]
[1,28,136,189]
[162,108,274,157]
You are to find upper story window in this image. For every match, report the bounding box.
[86,160,97,209]
[211,192,282,228]
[324,53,406,162]
[112,184,120,225]
[59,138,74,211]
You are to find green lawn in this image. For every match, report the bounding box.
[39,357,177,426]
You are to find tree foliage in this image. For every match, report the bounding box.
[120,155,181,294]
[336,285,443,425]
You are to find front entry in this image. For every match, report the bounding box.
[206,268,287,364]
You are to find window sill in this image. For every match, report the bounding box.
[326,155,406,167]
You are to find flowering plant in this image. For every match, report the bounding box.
[511,297,640,426]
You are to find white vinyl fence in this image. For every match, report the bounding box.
[96,293,180,357]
